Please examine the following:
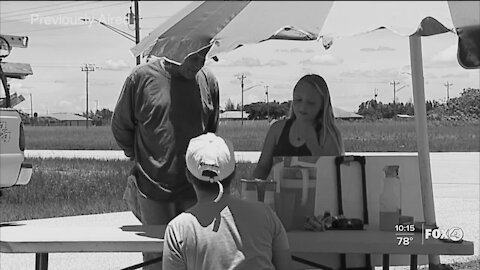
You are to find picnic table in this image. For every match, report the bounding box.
[0,220,473,270]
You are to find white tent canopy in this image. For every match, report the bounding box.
[131,1,479,68]
[131,2,479,266]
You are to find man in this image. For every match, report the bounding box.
[163,133,293,270]
[111,44,219,269]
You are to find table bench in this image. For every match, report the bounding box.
[0,221,473,270]
[0,223,165,270]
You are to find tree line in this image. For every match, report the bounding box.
[16,88,479,124]
[227,88,479,121]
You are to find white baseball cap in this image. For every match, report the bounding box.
[186,133,235,202]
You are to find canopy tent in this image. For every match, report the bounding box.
[131,1,479,69]
[131,1,479,266]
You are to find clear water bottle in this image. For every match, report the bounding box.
[379,165,401,231]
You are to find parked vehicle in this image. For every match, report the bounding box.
[0,34,33,191]
[0,108,32,188]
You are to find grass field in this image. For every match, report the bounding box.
[24,119,480,152]
[10,119,478,221]
[0,158,256,223]
[4,117,480,221]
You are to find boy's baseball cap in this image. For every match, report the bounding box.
[186,133,235,202]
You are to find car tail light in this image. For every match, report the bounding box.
[19,122,25,151]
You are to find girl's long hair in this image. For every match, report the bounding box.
[288,74,344,154]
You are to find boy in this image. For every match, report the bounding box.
[163,133,293,270]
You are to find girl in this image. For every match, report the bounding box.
[253,74,345,180]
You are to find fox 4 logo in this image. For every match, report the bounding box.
[425,227,464,242]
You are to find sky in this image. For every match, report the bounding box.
[1,1,479,115]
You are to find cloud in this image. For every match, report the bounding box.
[284,48,315,53]
[429,45,457,67]
[301,67,320,75]
[233,71,252,77]
[339,68,399,81]
[58,100,73,107]
[276,48,305,53]
[228,79,239,85]
[8,81,23,89]
[425,73,438,79]
[215,57,286,67]
[263,59,287,66]
[6,82,33,93]
[300,54,343,66]
[272,83,292,90]
[92,81,116,86]
[101,59,131,71]
[54,80,65,84]
[232,57,262,67]
[360,46,395,52]
[441,73,469,79]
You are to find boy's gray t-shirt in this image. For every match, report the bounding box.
[163,197,289,270]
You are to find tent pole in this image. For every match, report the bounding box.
[409,35,440,267]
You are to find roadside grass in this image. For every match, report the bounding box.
[418,257,480,270]
[24,119,480,152]
[446,258,480,270]
[24,125,119,150]
[0,158,256,222]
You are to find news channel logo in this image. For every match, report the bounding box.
[424,227,464,242]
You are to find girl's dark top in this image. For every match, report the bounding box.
[272,118,312,156]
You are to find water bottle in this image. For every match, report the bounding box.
[379,165,401,231]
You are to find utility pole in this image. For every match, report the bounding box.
[134,0,140,65]
[374,88,378,101]
[390,80,400,104]
[81,2,139,65]
[81,64,95,128]
[235,73,246,125]
[95,99,99,112]
[444,81,453,102]
[265,85,269,119]
[29,93,33,117]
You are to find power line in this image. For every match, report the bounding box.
[140,16,171,20]
[82,18,135,42]
[7,24,87,35]
[1,2,71,15]
[1,1,127,31]
[29,2,127,18]
[31,64,84,68]
[1,2,89,17]
[1,2,102,20]
[6,2,131,35]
